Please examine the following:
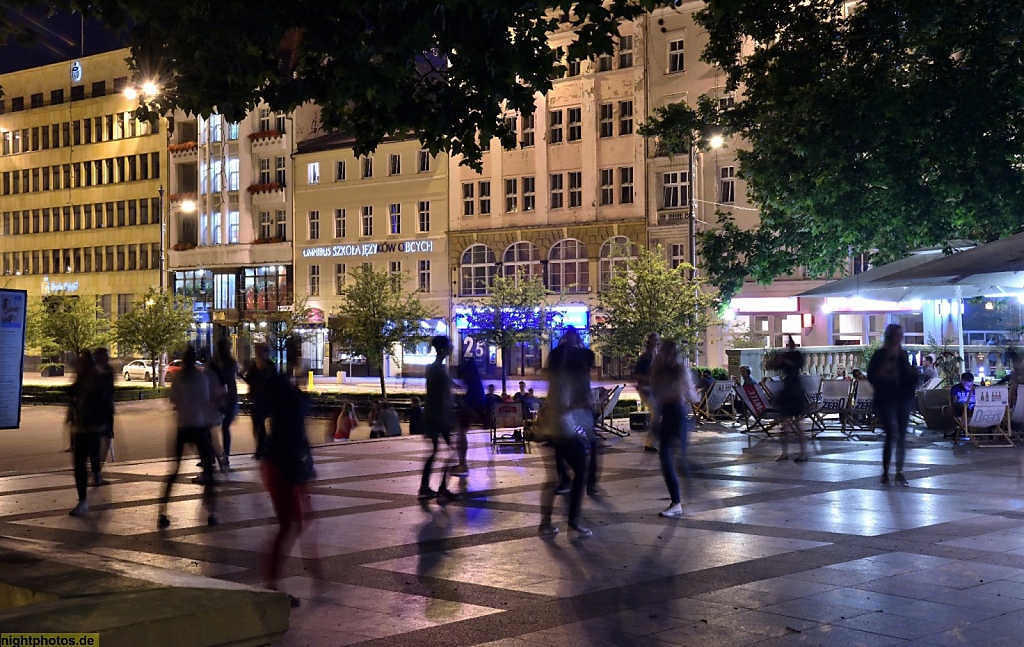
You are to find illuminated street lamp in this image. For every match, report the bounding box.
[687,133,724,280]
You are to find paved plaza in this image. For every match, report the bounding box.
[5,419,1024,646]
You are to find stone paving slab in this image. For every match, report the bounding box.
[5,422,1024,645]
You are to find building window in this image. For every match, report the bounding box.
[259,108,271,132]
[521,114,535,148]
[227,158,239,191]
[504,115,518,139]
[389,153,401,176]
[276,209,287,239]
[462,182,475,216]
[599,236,638,290]
[335,263,347,293]
[260,211,272,238]
[228,211,239,243]
[549,110,563,144]
[568,172,583,208]
[275,112,286,133]
[662,171,688,209]
[600,169,614,205]
[335,160,346,181]
[228,122,239,140]
[719,94,736,111]
[275,156,286,185]
[460,244,497,295]
[550,173,564,208]
[566,59,581,77]
[619,166,634,204]
[597,52,613,72]
[361,156,373,178]
[309,265,320,297]
[504,178,518,213]
[418,260,431,293]
[549,239,589,293]
[417,149,431,172]
[720,166,736,203]
[478,181,491,216]
[361,206,373,236]
[567,107,582,142]
[669,39,685,73]
[522,176,536,211]
[502,241,541,284]
[334,208,346,238]
[389,203,401,235]
[619,35,634,68]
[307,162,320,185]
[308,210,320,240]
[417,203,430,233]
[670,244,686,270]
[852,253,870,275]
[389,261,402,277]
[259,158,271,184]
[618,101,633,135]
[599,103,614,138]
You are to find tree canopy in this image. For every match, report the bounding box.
[2,0,665,168]
[28,293,112,367]
[330,265,435,398]
[115,289,195,386]
[643,0,1024,301]
[593,245,716,361]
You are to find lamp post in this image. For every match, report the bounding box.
[158,185,166,292]
[687,134,725,281]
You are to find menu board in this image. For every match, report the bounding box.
[0,289,27,429]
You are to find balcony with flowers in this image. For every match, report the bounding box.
[248,129,284,149]
[168,141,198,159]
[247,181,286,205]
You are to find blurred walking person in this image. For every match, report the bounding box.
[454,354,487,476]
[769,336,809,462]
[210,339,239,472]
[262,343,318,606]
[67,351,109,516]
[158,345,220,528]
[243,343,276,459]
[538,327,595,537]
[91,347,115,486]
[419,336,458,502]
[635,333,660,452]
[868,323,916,486]
[651,340,700,518]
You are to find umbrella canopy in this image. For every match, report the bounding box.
[880,231,1024,288]
[799,250,946,299]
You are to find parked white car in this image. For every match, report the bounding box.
[122,360,154,382]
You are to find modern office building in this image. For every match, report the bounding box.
[293,131,449,376]
[0,49,167,362]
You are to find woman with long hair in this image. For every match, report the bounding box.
[769,336,809,462]
[867,323,916,485]
[650,340,700,518]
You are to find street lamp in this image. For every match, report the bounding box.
[687,133,724,280]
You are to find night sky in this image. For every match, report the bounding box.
[0,7,124,74]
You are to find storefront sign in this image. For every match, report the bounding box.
[301,240,433,258]
[306,307,325,324]
[70,60,83,83]
[0,289,27,429]
[41,277,79,294]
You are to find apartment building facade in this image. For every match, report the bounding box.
[293,131,449,376]
[0,49,167,359]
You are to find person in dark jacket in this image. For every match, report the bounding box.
[768,336,809,462]
[210,339,239,472]
[408,397,425,436]
[67,351,108,516]
[91,347,115,486]
[243,343,276,459]
[867,323,917,486]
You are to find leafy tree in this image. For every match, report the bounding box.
[1,0,665,169]
[28,293,112,369]
[593,245,717,362]
[239,294,313,369]
[642,0,1024,301]
[459,270,559,394]
[330,265,435,398]
[115,289,195,387]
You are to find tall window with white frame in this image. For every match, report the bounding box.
[720,166,736,203]
[258,108,271,132]
[460,244,496,295]
[619,35,634,67]
[417,149,430,172]
[521,114,535,147]
[389,153,401,176]
[618,101,633,135]
[505,178,518,213]
[662,171,688,209]
[335,263,346,294]
[275,156,286,185]
[597,50,613,72]
[549,110,564,144]
[334,208,346,238]
[307,162,320,185]
[308,210,320,240]
[462,183,475,216]
[504,115,518,140]
[335,160,346,181]
[550,173,564,208]
[260,211,272,238]
[670,244,686,269]
[478,181,491,216]
[389,203,401,234]
[523,176,536,211]
[361,156,373,179]
[275,111,286,133]
[600,169,614,205]
[389,261,402,277]
[228,210,239,243]
[418,260,431,293]
[417,201,430,232]
[599,103,614,138]
[361,206,373,236]
[259,158,271,184]
[276,209,287,239]
[568,171,583,208]
[619,166,634,204]
[228,158,240,191]
[567,107,582,141]
[669,39,685,73]
[309,265,320,297]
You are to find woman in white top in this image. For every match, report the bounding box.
[651,340,700,518]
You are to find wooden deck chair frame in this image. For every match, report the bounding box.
[490,401,528,448]
[953,386,1014,448]
[693,380,737,423]
[734,383,782,436]
[595,384,628,437]
[844,381,876,436]
[813,379,855,438]
[800,375,825,433]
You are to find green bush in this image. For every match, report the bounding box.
[693,366,731,381]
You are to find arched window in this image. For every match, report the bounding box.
[599,236,638,290]
[548,239,589,293]
[502,242,542,285]
[460,244,496,295]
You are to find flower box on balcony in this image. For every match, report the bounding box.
[247,182,283,195]
[248,129,282,143]
[171,242,197,251]
[168,142,198,154]
[253,236,286,245]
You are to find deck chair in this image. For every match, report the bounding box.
[1010,386,1024,434]
[922,377,943,391]
[694,380,738,422]
[762,379,786,408]
[734,383,781,435]
[490,401,528,448]
[953,386,1014,447]
[800,375,824,432]
[845,381,876,435]
[594,384,628,437]
[814,380,854,437]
